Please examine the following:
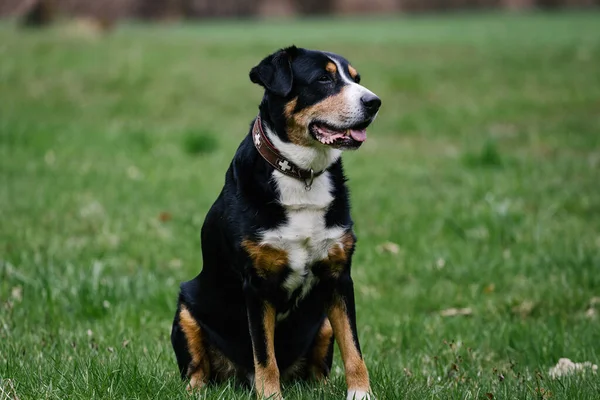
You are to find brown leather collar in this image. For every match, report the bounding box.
[252,116,324,189]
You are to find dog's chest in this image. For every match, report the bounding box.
[261,172,345,298]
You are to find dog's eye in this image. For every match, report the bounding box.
[317,75,332,83]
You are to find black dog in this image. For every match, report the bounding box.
[171,46,381,400]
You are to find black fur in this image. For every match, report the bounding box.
[171,46,380,388]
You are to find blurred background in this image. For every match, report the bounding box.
[2,0,600,399]
[2,0,599,27]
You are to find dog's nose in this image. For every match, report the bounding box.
[361,94,381,116]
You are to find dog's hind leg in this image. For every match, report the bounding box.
[308,317,334,380]
[171,304,211,391]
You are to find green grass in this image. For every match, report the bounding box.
[1,12,600,399]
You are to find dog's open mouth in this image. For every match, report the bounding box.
[309,121,370,149]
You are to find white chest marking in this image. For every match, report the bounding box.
[260,170,345,301]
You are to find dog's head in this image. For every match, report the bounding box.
[250,46,381,150]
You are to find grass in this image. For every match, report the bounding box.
[1,11,600,400]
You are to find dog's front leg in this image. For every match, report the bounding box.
[328,274,372,400]
[247,296,282,399]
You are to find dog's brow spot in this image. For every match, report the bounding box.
[348,65,358,80]
[326,62,337,75]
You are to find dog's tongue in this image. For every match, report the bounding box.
[348,129,367,142]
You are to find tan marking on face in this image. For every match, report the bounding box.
[284,97,298,119]
[328,300,370,392]
[326,61,337,75]
[309,317,334,380]
[322,231,355,277]
[253,303,282,399]
[242,239,288,278]
[179,305,210,390]
[348,65,358,80]
[286,88,348,147]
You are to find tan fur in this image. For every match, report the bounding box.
[179,305,210,390]
[348,65,358,80]
[284,97,298,118]
[253,303,282,399]
[328,301,370,392]
[286,89,348,147]
[322,231,355,277]
[309,318,333,380]
[326,61,338,75]
[242,239,289,278]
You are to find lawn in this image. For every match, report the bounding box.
[1,11,600,400]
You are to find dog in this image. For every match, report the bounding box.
[171,46,381,400]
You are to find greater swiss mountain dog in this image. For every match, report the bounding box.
[171,46,381,400]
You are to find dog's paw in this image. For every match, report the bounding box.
[346,389,373,400]
[255,387,283,400]
[258,393,283,400]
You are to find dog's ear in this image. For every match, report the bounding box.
[249,46,297,97]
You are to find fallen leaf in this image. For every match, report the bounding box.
[585,308,597,319]
[485,393,494,400]
[548,358,598,378]
[535,388,553,398]
[436,258,446,269]
[447,362,459,379]
[377,241,400,254]
[440,307,473,317]
[159,211,172,222]
[512,300,535,318]
[122,339,130,348]
[127,165,143,180]
[45,150,56,166]
[107,347,114,353]
[11,286,23,302]
[483,283,495,294]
